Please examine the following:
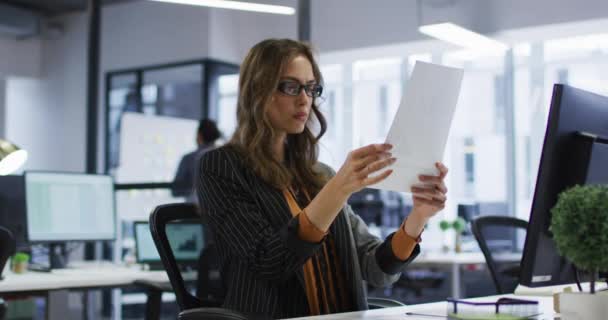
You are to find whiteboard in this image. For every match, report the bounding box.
[115,113,198,220]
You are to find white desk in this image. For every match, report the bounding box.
[0,265,169,293]
[411,251,485,299]
[411,251,520,298]
[0,264,172,320]
[290,295,556,319]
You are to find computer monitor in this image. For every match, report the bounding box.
[25,172,116,242]
[0,175,27,249]
[134,221,204,269]
[520,84,608,287]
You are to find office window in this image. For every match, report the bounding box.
[142,64,203,119]
[105,59,239,174]
[463,137,475,198]
[107,73,137,170]
[216,74,239,141]
[442,51,508,217]
[318,64,347,169]
[352,58,402,148]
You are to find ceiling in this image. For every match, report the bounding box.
[3,0,133,16]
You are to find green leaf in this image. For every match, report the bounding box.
[550,185,608,272]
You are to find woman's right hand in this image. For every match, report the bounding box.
[330,143,396,197]
[305,143,395,232]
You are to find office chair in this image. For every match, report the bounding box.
[348,188,384,226]
[149,203,255,320]
[0,226,15,281]
[0,226,15,320]
[471,216,528,294]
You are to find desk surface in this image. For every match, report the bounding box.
[0,264,170,293]
[412,251,521,265]
[290,295,555,319]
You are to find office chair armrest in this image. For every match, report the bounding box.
[179,307,270,320]
[367,297,406,309]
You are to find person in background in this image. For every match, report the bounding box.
[172,118,221,203]
[197,39,448,318]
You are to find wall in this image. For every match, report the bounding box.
[0,78,5,138]
[100,1,211,71]
[0,36,41,78]
[0,35,41,141]
[5,77,49,172]
[208,0,297,63]
[4,12,88,172]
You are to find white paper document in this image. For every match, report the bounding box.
[373,61,464,193]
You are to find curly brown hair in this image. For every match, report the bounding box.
[229,38,328,196]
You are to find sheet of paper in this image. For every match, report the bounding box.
[373,61,464,193]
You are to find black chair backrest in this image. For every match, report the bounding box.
[0,226,15,280]
[149,203,204,311]
[471,215,528,294]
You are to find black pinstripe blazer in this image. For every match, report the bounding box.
[197,145,419,319]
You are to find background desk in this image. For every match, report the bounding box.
[411,251,520,299]
[411,251,485,299]
[0,264,181,320]
[290,295,555,319]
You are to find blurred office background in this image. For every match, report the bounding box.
[1,0,608,318]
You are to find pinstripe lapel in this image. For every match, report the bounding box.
[251,178,307,290]
[223,146,308,292]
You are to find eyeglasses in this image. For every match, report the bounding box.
[277,81,323,98]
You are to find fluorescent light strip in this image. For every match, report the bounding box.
[419,22,508,52]
[148,0,295,15]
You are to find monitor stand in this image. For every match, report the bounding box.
[49,243,68,269]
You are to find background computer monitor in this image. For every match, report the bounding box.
[134,221,204,268]
[0,175,27,249]
[25,172,116,242]
[520,84,608,287]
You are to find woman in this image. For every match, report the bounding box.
[197,39,448,319]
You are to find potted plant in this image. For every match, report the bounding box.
[439,218,467,253]
[439,219,452,252]
[550,185,608,319]
[452,217,467,253]
[11,252,29,274]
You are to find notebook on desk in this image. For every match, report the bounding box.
[133,221,204,271]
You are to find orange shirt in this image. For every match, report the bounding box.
[283,189,419,315]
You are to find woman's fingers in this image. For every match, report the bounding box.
[349,143,392,160]
[413,195,446,208]
[411,187,447,202]
[437,182,447,194]
[436,162,449,178]
[357,156,396,179]
[352,151,392,171]
[418,174,442,183]
[362,169,393,186]
[412,185,447,201]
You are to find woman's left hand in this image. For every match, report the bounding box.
[410,162,449,219]
[402,162,448,238]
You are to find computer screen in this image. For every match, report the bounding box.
[0,175,27,248]
[25,172,116,242]
[134,221,204,264]
[520,84,608,287]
